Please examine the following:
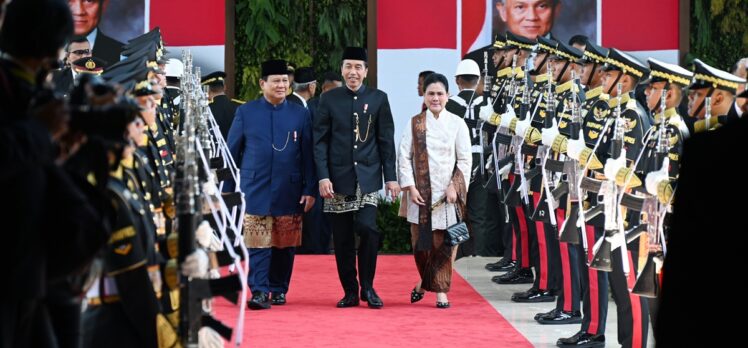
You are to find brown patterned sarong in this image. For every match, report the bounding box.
[243,214,302,248]
[410,224,458,293]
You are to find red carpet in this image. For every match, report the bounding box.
[214,255,532,347]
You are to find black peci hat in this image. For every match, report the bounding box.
[261,59,290,77]
[294,67,316,84]
[342,47,367,62]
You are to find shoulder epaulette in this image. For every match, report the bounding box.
[231,98,245,104]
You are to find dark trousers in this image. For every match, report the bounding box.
[609,244,649,348]
[248,247,296,294]
[553,209,582,313]
[529,192,561,292]
[299,193,332,254]
[579,224,608,335]
[579,225,649,348]
[329,205,380,293]
[467,154,504,256]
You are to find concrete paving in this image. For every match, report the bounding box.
[455,256,655,348]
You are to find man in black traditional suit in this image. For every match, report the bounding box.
[314,47,400,309]
[68,0,123,67]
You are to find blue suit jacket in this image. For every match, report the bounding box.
[225,97,315,216]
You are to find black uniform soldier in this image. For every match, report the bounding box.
[687,59,746,134]
[483,31,537,286]
[314,47,400,309]
[203,71,243,140]
[534,40,586,324]
[558,47,651,348]
[511,34,561,304]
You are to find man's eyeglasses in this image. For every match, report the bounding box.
[70,49,91,55]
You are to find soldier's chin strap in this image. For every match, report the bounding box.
[607,71,623,95]
[586,62,598,87]
[557,60,571,83]
[691,87,715,118]
[534,52,550,75]
[652,82,671,114]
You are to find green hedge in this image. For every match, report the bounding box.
[688,0,748,70]
[234,0,367,101]
[377,197,412,254]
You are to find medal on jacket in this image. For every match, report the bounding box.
[354,103,373,143]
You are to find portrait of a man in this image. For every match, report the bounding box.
[493,0,597,44]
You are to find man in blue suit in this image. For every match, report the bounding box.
[226,59,316,310]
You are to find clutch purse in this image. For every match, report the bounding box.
[444,204,469,246]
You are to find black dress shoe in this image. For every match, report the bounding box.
[495,268,534,284]
[271,292,286,305]
[512,288,556,303]
[557,330,605,347]
[535,308,560,321]
[248,291,271,310]
[362,289,383,309]
[336,293,360,308]
[486,259,516,272]
[436,301,450,309]
[537,310,582,325]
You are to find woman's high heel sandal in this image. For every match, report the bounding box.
[410,288,425,303]
[436,301,450,309]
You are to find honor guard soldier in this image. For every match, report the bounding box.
[287,67,317,108]
[225,59,316,309]
[558,47,651,348]
[81,107,176,348]
[203,71,243,141]
[314,47,400,309]
[549,39,611,342]
[485,31,537,287]
[687,59,746,134]
[509,34,561,305]
[534,40,586,324]
[482,31,519,272]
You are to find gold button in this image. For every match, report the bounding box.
[354,162,358,165]
[354,96,358,100]
[354,145,358,149]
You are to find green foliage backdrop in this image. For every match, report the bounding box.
[234,0,367,100]
[689,0,748,70]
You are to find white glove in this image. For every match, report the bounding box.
[198,326,224,348]
[498,162,513,177]
[182,249,210,278]
[603,149,627,181]
[566,130,586,161]
[645,157,670,196]
[195,221,214,249]
[208,233,224,252]
[484,154,493,170]
[500,106,516,128]
[209,269,221,279]
[541,119,560,147]
[515,116,531,138]
[479,104,494,122]
[203,180,217,195]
